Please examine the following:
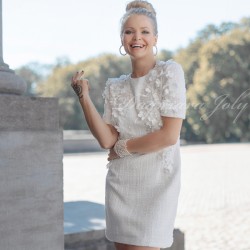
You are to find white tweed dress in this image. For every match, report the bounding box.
[102,60,186,248]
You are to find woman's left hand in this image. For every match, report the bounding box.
[108,148,120,161]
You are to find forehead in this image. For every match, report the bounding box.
[124,14,154,29]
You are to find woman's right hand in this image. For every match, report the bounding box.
[71,70,90,99]
[107,147,120,161]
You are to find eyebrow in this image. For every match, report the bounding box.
[125,27,150,30]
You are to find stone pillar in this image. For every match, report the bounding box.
[0,0,26,94]
[0,97,64,250]
[0,1,64,249]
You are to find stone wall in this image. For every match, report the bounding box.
[63,130,104,153]
[0,95,64,250]
[65,229,185,250]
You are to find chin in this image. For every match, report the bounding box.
[129,53,151,60]
[128,50,145,56]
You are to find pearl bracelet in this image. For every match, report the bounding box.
[114,139,131,158]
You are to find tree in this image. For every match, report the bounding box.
[174,18,250,143]
[187,27,250,143]
[16,62,52,96]
[157,49,173,61]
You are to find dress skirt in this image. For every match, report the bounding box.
[105,147,181,248]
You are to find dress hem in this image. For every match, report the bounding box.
[105,229,174,248]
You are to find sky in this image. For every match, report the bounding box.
[2,0,250,69]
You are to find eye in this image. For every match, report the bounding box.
[124,30,133,35]
[142,30,150,34]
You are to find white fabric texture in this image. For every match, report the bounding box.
[102,59,186,248]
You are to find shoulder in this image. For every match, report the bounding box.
[103,74,129,99]
[105,75,128,87]
[157,59,184,75]
[156,60,186,95]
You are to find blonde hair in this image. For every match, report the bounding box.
[120,0,158,36]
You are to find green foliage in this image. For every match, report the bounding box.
[16,62,52,96]
[173,17,250,143]
[186,27,250,143]
[157,49,173,61]
[174,40,203,86]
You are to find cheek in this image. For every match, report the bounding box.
[147,37,157,46]
[122,36,130,46]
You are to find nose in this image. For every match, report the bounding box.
[133,32,141,41]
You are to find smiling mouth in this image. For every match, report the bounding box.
[131,44,145,48]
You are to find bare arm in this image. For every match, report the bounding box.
[108,117,183,160]
[126,117,183,154]
[71,71,118,149]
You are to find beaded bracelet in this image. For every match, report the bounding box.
[114,139,131,158]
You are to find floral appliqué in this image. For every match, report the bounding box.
[102,60,186,175]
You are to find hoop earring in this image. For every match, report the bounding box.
[153,45,158,56]
[119,45,127,56]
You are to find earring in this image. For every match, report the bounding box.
[119,45,127,56]
[153,45,158,56]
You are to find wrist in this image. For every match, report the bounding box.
[79,92,90,102]
[114,139,131,158]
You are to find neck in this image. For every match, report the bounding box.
[130,57,156,78]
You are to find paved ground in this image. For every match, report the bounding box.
[63,143,250,250]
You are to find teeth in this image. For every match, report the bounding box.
[132,45,143,48]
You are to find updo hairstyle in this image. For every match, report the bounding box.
[120,0,158,36]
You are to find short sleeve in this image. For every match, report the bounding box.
[102,81,113,125]
[160,62,186,119]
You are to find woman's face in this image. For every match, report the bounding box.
[121,14,157,59]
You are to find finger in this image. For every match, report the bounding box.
[75,70,84,82]
[75,71,83,81]
[72,72,79,83]
[79,70,84,79]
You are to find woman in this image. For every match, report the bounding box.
[71,1,186,249]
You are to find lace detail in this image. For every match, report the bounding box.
[160,61,186,118]
[102,59,186,174]
[102,75,133,132]
[157,142,179,175]
[134,60,186,132]
[133,61,163,132]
